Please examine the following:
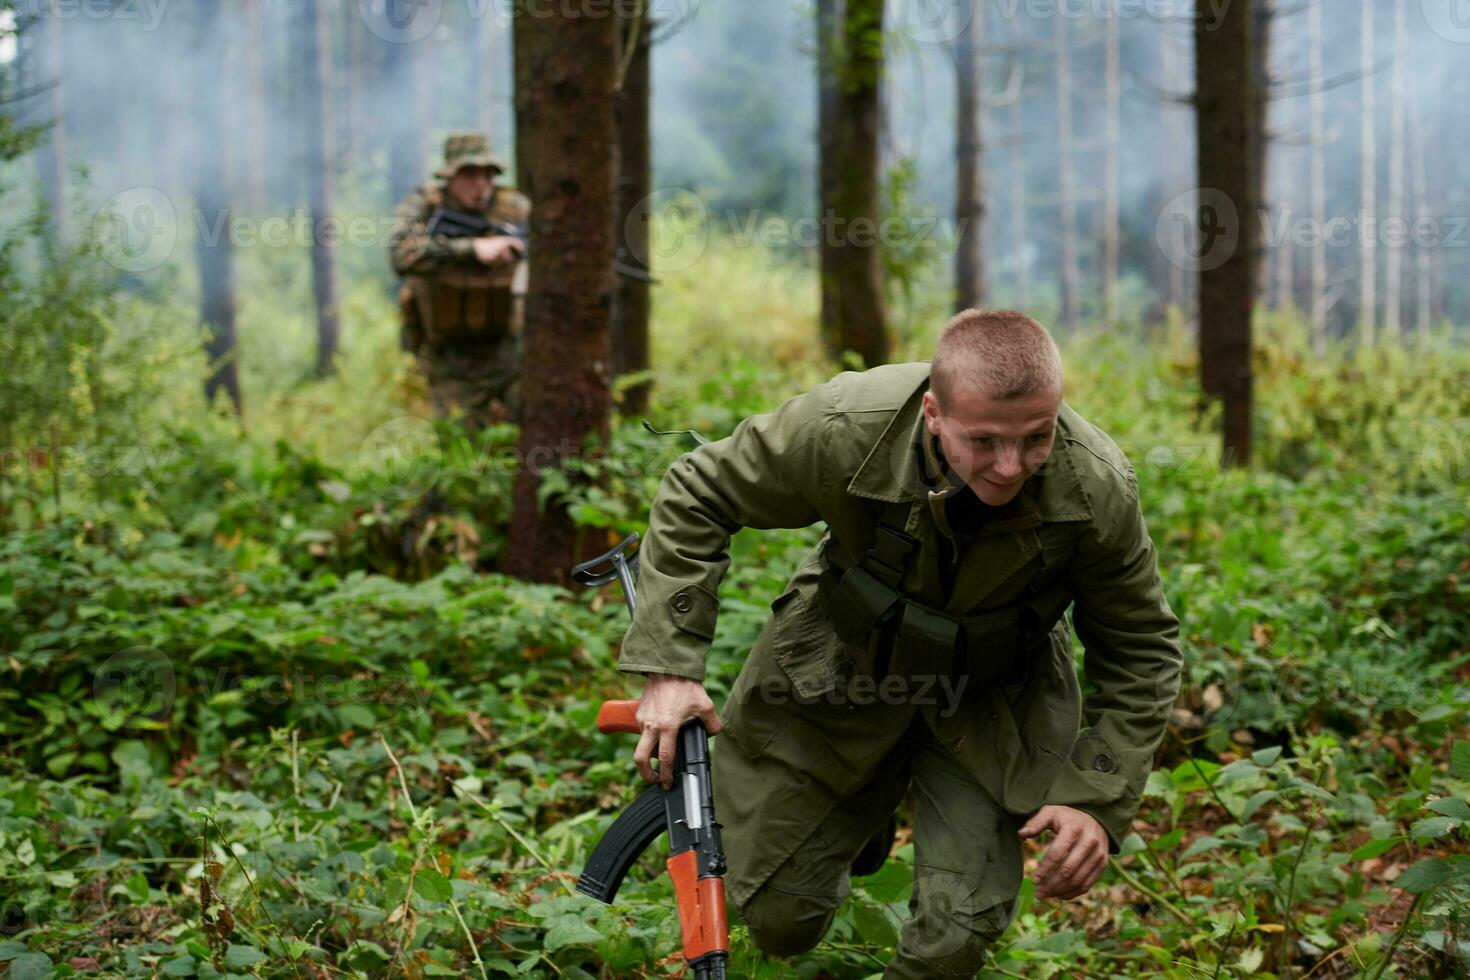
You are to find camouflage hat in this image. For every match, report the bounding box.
[435,132,508,179]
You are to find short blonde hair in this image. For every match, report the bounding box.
[930,309,1063,405]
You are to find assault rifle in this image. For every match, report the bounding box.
[571,532,728,980]
[425,206,656,283]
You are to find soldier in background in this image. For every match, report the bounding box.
[389,132,530,430]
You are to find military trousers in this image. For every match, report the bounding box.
[419,332,522,431]
[715,707,1025,978]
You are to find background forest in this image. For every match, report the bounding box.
[0,0,1467,977]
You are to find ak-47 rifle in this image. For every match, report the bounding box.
[572,532,728,980]
[425,206,656,283]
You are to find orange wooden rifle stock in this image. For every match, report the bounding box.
[571,534,730,980]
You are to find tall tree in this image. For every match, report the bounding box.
[1102,9,1120,326]
[1358,0,1376,344]
[952,1,983,311]
[1195,0,1258,465]
[1308,0,1327,348]
[35,4,65,237]
[1383,0,1407,338]
[1408,60,1432,339]
[302,0,341,375]
[1007,63,1030,309]
[242,0,270,210]
[504,0,619,583]
[1054,12,1078,332]
[817,0,888,366]
[195,0,241,415]
[1250,0,1274,299]
[613,5,653,414]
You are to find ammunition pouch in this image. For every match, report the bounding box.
[406,264,520,347]
[815,502,1077,692]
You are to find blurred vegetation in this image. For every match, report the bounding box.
[0,168,1468,979]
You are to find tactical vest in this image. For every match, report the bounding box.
[816,499,1077,690]
[407,263,521,348]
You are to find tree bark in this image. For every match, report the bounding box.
[1195,0,1257,466]
[1102,9,1120,326]
[1054,12,1078,332]
[1250,0,1274,300]
[1358,0,1376,344]
[818,0,888,367]
[1409,61,1432,339]
[953,2,983,312]
[195,0,241,416]
[503,1,618,584]
[1308,0,1327,348]
[613,6,653,415]
[1383,0,1406,339]
[302,0,341,375]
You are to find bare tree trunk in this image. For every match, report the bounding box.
[1007,87,1029,309]
[195,0,241,416]
[1358,0,1376,344]
[1384,0,1406,339]
[504,0,618,584]
[1409,62,1432,339]
[953,2,983,311]
[513,1,534,199]
[1156,23,1191,320]
[1309,0,1327,348]
[1250,0,1273,300]
[818,0,888,367]
[1195,0,1257,466]
[1102,9,1120,326]
[242,0,269,210]
[36,7,66,238]
[1054,12,1079,332]
[303,0,341,375]
[613,7,653,414]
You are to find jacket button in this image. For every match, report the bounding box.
[1092,753,1115,773]
[672,592,692,613]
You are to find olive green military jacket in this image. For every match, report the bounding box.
[616,362,1183,853]
[388,183,531,278]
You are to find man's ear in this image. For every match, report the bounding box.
[921,390,941,436]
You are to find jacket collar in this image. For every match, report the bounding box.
[845,366,1092,523]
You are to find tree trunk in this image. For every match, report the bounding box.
[1383,0,1406,339]
[195,0,241,416]
[1409,62,1432,339]
[1308,0,1327,348]
[1008,78,1029,309]
[1250,0,1273,300]
[302,0,341,375]
[1358,0,1376,344]
[37,7,66,238]
[953,3,983,312]
[1054,12,1078,332]
[513,1,534,200]
[503,1,618,584]
[818,0,888,367]
[241,0,269,210]
[1102,9,1120,326]
[613,6,653,414]
[1195,0,1257,466]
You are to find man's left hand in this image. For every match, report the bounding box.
[1017,805,1109,900]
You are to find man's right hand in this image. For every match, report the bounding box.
[633,674,723,790]
[472,235,525,266]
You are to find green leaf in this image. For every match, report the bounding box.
[160,955,197,976]
[1395,857,1455,894]
[543,917,602,951]
[8,952,53,980]
[1251,746,1284,767]
[343,940,390,964]
[413,870,453,903]
[1452,741,1470,781]
[1182,835,1226,859]
[125,871,150,903]
[335,703,375,729]
[1409,816,1458,841]
[224,944,266,970]
[1241,789,1278,821]
[0,943,26,963]
[1427,798,1470,821]
[1351,838,1401,861]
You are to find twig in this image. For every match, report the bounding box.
[1363,892,1425,980]
[1188,752,1242,824]
[199,813,306,979]
[449,898,490,980]
[1109,856,1217,947]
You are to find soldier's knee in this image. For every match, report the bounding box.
[903,896,1011,976]
[738,887,837,959]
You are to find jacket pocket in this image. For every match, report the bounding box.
[769,586,843,701]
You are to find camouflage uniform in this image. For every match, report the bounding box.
[389,133,530,429]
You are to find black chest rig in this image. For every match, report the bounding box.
[816,499,1077,691]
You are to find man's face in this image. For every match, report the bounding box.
[446,166,497,211]
[922,384,1061,506]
